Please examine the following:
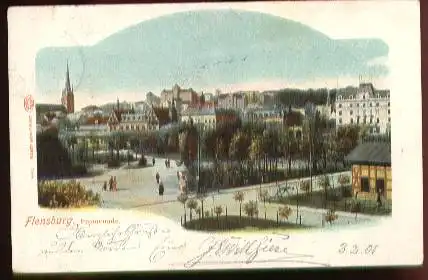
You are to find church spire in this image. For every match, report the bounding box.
[65,60,72,93]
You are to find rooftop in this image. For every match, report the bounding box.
[345,141,391,165]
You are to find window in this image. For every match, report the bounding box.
[350,118,354,124]
[338,104,342,108]
[339,111,342,116]
[376,103,379,107]
[363,95,366,100]
[363,104,366,108]
[356,103,359,107]
[376,179,385,195]
[377,118,379,124]
[388,109,390,115]
[357,117,360,124]
[370,117,373,124]
[361,177,370,192]
[339,118,342,124]
[350,110,353,115]
[350,104,353,108]
[376,127,380,133]
[388,102,390,107]
[388,117,391,123]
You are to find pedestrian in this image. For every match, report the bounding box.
[165,159,168,168]
[155,172,160,184]
[152,157,155,166]
[158,181,164,196]
[177,171,180,180]
[102,181,107,192]
[109,176,113,191]
[167,158,171,168]
[113,176,117,191]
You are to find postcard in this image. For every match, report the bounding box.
[9,1,423,273]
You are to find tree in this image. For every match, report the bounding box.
[318,175,331,208]
[177,193,188,218]
[186,198,198,221]
[229,131,251,184]
[325,209,338,225]
[243,200,259,218]
[278,206,292,222]
[338,174,351,197]
[300,179,310,194]
[233,191,245,217]
[249,135,264,177]
[214,205,223,219]
[196,191,207,218]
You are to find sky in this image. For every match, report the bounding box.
[8,1,417,110]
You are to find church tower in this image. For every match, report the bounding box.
[61,61,75,113]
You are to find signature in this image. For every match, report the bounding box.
[40,222,171,257]
[183,234,330,268]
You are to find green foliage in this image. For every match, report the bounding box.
[138,156,148,167]
[243,200,259,218]
[187,198,198,211]
[107,158,121,168]
[325,209,338,224]
[278,206,293,220]
[300,180,310,193]
[38,180,100,208]
[177,193,189,205]
[233,191,245,203]
[214,205,223,217]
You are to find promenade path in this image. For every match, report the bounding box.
[69,157,384,228]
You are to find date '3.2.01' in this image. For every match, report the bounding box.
[338,243,378,256]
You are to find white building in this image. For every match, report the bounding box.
[335,82,390,134]
[181,107,217,131]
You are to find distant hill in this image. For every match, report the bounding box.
[36,9,388,96]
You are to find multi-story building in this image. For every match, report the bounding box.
[334,82,390,134]
[217,92,247,110]
[160,84,199,107]
[107,98,178,133]
[181,107,239,132]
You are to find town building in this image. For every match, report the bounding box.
[35,104,68,133]
[217,92,247,110]
[334,82,391,134]
[345,140,392,202]
[181,107,239,132]
[160,84,199,108]
[107,98,178,133]
[61,61,75,114]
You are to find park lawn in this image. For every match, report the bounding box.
[274,191,392,216]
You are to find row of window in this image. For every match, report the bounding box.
[360,177,385,194]
[338,109,391,116]
[122,115,156,122]
[337,94,390,100]
[338,102,390,109]
[111,125,157,131]
[338,117,391,125]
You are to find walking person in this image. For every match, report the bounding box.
[155,172,160,184]
[165,159,168,168]
[113,176,117,191]
[109,176,114,192]
[102,181,107,192]
[152,157,155,166]
[158,180,164,196]
[177,171,180,180]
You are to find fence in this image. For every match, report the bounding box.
[180,205,304,231]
